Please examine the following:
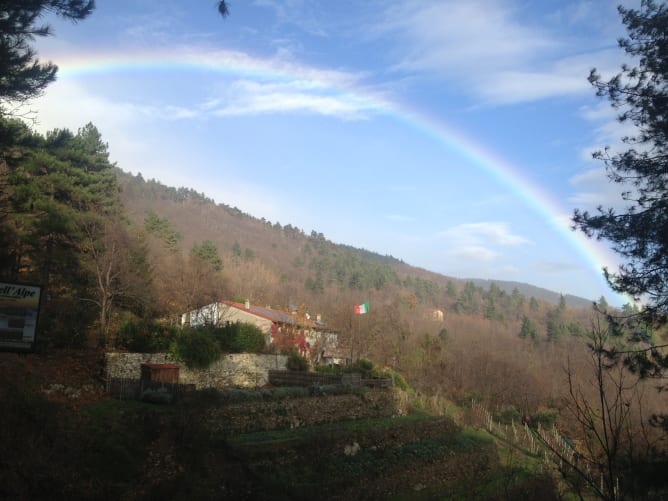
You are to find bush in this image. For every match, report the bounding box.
[531,408,559,429]
[211,322,266,353]
[232,323,266,352]
[170,327,221,369]
[314,364,339,374]
[285,349,309,371]
[494,405,521,425]
[373,368,410,391]
[348,358,374,378]
[116,314,178,353]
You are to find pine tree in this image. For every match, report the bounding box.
[0,1,94,113]
[573,0,668,320]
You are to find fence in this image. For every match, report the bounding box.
[470,400,541,455]
[106,377,195,401]
[468,400,603,491]
[269,370,347,386]
[361,377,393,388]
[268,370,391,388]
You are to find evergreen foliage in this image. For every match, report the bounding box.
[573,0,668,320]
[214,322,266,353]
[116,314,178,352]
[519,315,538,341]
[144,210,181,252]
[0,1,94,112]
[572,0,668,431]
[191,240,223,271]
[170,327,221,369]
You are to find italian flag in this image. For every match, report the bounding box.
[354,301,370,315]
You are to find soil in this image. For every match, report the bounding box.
[0,347,108,404]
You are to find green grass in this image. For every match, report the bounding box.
[226,415,500,499]
[455,428,494,450]
[1,388,564,500]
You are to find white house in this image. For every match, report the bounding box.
[182,300,339,358]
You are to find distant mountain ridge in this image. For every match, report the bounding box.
[466,279,595,309]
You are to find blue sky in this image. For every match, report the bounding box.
[30,0,640,305]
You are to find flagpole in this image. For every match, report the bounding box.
[352,300,369,363]
[356,313,360,362]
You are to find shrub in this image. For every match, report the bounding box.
[211,322,266,353]
[285,349,309,371]
[116,314,144,350]
[116,314,179,353]
[530,408,559,429]
[314,364,339,374]
[372,368,410,391]
[348,358,374,377]
[494,405,521,425]
[232,322,266,352]
[170,327,221,369]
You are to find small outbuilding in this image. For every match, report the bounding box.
[140,363,180,384]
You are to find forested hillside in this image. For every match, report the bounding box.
[0,114,656,385]
[3,1,668,498]
[2,91,666,501]
[114,168,661,411]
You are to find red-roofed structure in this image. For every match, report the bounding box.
[181,300,339,360]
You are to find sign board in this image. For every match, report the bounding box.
[0,282,42,352]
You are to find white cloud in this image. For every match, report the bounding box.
[379,0,554,72]
[29,80,151,162]
[570,97,643,213]
[448,245,500,263]
[578,101,639,161]
[208,79,374,120]
[375,0,623,105]
[569,166,630,213]
[254,0,328,38]
[477,70,585,105]
[33,43,388,128]
[534,260,582,273]
[439,222,532,246]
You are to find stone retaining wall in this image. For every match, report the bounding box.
[105,352,288,389]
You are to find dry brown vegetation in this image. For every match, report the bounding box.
[116,171,668,427]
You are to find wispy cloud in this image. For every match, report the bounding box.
[448,245,500,262]
[380,0,554,71]
[30,80,151,158]
[439,222,532,247]
[534,260,582,273]
[374,0,623,105]
[35,41,389,122]
[254,0,329,38]
[569,99,640,213]
[206,79,375,120]
[578,101,638,160]
[569,166,630,213]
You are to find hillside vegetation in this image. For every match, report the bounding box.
[1,117,667,499]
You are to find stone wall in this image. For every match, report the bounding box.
[105,352,288,389]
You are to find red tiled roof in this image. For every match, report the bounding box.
[221,301,315,327]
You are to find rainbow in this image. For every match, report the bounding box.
[55,47,622,299]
